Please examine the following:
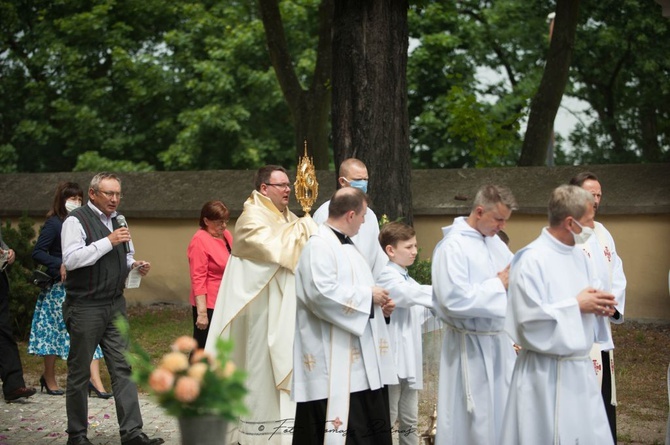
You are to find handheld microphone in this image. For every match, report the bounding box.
[116,214,130,254]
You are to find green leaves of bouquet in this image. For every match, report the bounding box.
[117,318,247,419]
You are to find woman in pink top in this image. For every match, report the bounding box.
[187,200,233,348]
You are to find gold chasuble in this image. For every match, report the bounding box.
[205,190,317,445]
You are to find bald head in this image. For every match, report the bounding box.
[328,187,368,219]
[326,187,368,237]
[339,158,367,177]
[338,158,369,192]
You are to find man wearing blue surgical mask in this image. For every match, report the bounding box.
[313,158,388,279]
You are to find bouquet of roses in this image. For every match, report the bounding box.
[118,319,247,419]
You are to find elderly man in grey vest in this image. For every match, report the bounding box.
[61,172,163,445]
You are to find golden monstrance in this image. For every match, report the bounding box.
[294,140,319,215]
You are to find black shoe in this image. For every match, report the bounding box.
[121,432,165,445]
[40,375,64,395]
[66,436,94,445]
[4,386,36,402]
[88,381,113,399]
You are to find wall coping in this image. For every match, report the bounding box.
[1,164,667,219]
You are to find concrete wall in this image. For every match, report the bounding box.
[109,212,668,321]
[1,164,668,320]
[415,213,670,321]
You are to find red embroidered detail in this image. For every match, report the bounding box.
[603,246,612,262]
[332,417,343,429]
[592,359,602,374]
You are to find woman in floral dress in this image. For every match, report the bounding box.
[28,182,110,398]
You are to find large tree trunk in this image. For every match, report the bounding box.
[519,0,581,166]
[258,0,332,169]
[332,0,412,223]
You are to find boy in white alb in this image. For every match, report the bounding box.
[376,222,434,445]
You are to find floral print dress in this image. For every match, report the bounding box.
[28,215,103,359]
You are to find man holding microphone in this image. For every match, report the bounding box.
[61,172,162,445]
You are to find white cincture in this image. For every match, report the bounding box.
[445,322,502,413]
[519,350,590,445]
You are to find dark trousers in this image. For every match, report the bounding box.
[293,387,392,445]
[602,350,617,444]
[63,295,143,441]
[0,273,27,396]
[192,306,214,349]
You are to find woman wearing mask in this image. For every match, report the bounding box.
[187,200,233,348]
[28,182,111,398]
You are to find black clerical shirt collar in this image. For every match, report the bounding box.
[328,226,354,245]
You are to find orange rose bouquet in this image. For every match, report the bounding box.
[117,319,247,419]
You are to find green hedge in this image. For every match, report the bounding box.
[2,216,38,340]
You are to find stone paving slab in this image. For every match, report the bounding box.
[0,392,180,445]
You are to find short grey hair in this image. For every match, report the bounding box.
[548,185,594,226]
[472,184,517,212]
[90,172,122,191]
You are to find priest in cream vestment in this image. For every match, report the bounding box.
[501,185,616,445]
[205,166,317,445]
[292,188,397,445]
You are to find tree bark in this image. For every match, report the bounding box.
[332,0,412,224]
[257,0,333,168]
[519,0,581,166]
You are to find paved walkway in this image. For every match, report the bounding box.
[0,392,411,445]
[0,392,180,445]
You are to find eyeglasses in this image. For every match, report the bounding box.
[265,183,292,190]
[97,190,123,199]
[210,219,228,227]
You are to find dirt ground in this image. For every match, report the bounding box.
[416,321,670,444]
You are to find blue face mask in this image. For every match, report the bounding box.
[343,178,368,194]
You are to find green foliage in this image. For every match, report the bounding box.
[74,151,155,172]
[565,0,670,163]
[155,0,322,170]
[1,216,38,340]
[1,0,667,171]
[0,0,183,172]
[408,251,432,286]
[0,145,18,173]
[444,85,521,167]
[407,0,543,167]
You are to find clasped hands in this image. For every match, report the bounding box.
[577,287,617,317]
[372,286,395,317]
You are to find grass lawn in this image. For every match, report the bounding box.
[15,303,670,444]
[18,303,193,392]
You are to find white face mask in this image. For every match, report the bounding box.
[65,200,81,213]
[571,219,594,245]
